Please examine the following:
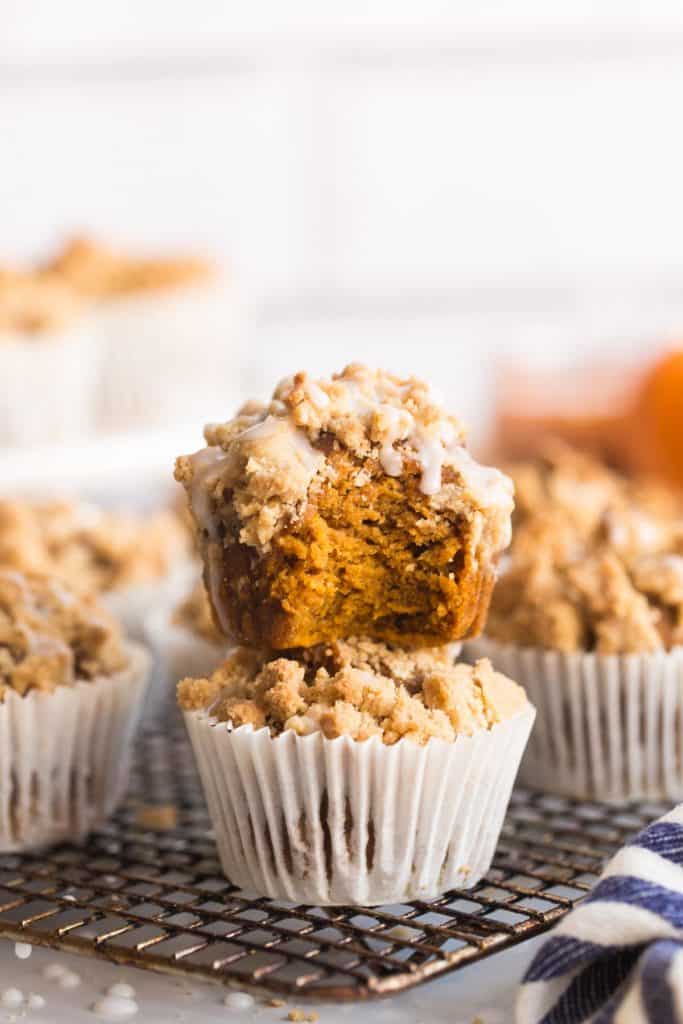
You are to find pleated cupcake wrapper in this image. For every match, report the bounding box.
[143,606,228,724]
[466,637,683,802]
[97,281,244,432]
[184,705,535,906]
[0,645,151,852]
[0,324,97,447]
[103,560,196,641]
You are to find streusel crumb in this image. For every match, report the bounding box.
[44,235,214,299]
[0,499,190,595]
[0,569,128,702]
[487,443,683,653]
[0,270,82,336]
[172,582,223,645]
[176,365,513,649]
[177,638,528,745]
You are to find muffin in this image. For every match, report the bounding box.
[144,580,229,722]
[178,637,534,904]
[0,498,193,638]
[466,442,683,801]
[43,235,241,432]
[0,569,150,850]
[176,364,514,650]
[0,269,95,446]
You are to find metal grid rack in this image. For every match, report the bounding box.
[0,728,668,1002]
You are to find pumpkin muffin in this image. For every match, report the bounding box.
[0,569,150,850]
[466,443,683,801]
[179,637,533,904]
[42,235,214,299]
[0,498,192,638]
[175,364,514,650]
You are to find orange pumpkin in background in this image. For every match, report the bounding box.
[491,348,683,491]
[635,350,683,488]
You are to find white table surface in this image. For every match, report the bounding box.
[0,933,541,1023]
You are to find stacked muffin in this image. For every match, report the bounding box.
[175,364,535,905]
[467,441,683,801]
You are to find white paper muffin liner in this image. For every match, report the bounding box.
[0,324,97,447]
[102,560,196,641]
[466,637,683,802]
[143,606,228,723]
[0,644,151,852]
[184,704,535,906]
[96,280,243,432]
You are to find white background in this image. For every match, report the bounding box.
[3,1,683,438]
[0,2,676,1011]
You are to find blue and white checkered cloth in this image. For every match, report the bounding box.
[517,804,683,1024]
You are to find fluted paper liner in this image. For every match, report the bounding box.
[143,606,228,723]
[466,637,683,802]
[184,705,535,906]
[0,645,150,852]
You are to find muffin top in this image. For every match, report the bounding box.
[0,570,128,701]
[487,442,683,653]
[43,236,214,299]
[177,637,529,745]
[172,581,224,645]
[0,499,190,595]
[0,270,82,337]
[175,363,514,556]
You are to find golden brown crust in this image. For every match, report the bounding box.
[487,443,683,653]
[177,637,528,745]
[0,569,128,702]
[176,365,513,649]
[43,235,214,299]
[0,499,190,595]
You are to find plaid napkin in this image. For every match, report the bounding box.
[517,804,683,1024]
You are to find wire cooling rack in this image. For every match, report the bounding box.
[0,726,669,1002]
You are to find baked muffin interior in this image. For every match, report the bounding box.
[176,364,513,649]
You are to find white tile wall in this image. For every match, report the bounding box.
[327,57,683,293]
[2,1,683,380]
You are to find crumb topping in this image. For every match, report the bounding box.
[0,500,190,595]
[487,442,683,653]
[0,570,128,702]
[172,581,223,645]
[43,235,214,299]
[0,270,82,336]
[177,637,528,745]
[175,364,513,556]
